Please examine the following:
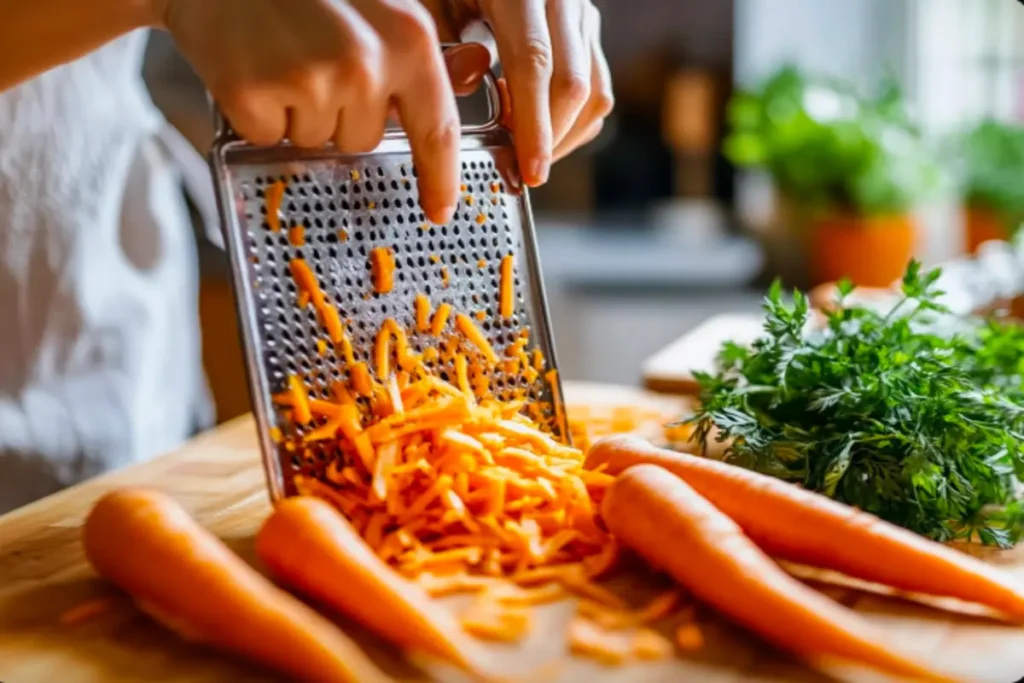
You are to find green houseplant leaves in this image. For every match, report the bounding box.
[960,120,1024,236]
[725,66,941,218]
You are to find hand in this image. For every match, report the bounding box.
[440,0,614,186]
[159,0,468,223]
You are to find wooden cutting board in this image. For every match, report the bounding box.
[1,382,1023,683]
[642,314,765,395]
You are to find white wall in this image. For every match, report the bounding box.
[734,0,910,89]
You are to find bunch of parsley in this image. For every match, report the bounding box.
[690,263,1024,547]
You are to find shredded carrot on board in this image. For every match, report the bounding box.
[675,623,704,652]
[567,617,632,666]
[370,247,395,294]
[264,180,286,232]
[269,275,688,654]
[632,628,674,661]
[459,600,531,642]
[566,403,677,453]
[59,598,114,626]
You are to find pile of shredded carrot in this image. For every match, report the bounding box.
[267,182,697,664]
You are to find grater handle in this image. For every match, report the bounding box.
[211,44,504,143]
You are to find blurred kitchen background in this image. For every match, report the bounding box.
[142,0,1024,421]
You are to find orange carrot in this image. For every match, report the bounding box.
[415,294,432,333]
[349,362,373,397]
[287,375,312,425]
[289,258,325,308]
[587,435,1024,621]
[441,266,451,288]
[318,303,344,345]
[288,225,305,247]
[370,247,395,293]
[455,314,499,364]
[430,303,452,336]
[499,255,514,319]
[603,465,953,682]
[256,496,491,675]
[374,325,392,381]
[265,180,286,233]
[83,489,388,683]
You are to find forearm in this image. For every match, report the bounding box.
[0,0,159,93]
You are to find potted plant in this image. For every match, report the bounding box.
[960,120,1024,254]
[725,67,940,288]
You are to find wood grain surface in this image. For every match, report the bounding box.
[1,382,1023,683]
[641,314,765,396]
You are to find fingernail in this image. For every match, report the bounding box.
[429,204,456,225]
[526,159,550,186]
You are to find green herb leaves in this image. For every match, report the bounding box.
[724,66,940,217]
[690,262,1024,547]
[961,120,1024,234]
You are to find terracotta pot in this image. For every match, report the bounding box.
[964,205,1010,255]
[808,213,916,288]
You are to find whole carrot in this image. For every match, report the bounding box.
[587,435,1024,621]
[256,496,492,677]
[82,488,389,683]
[603,465,954,682]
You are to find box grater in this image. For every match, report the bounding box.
[208,70,569,503]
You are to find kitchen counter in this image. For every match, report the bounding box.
[4,382,1024,683]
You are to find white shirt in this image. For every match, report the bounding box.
[0,31,214,514]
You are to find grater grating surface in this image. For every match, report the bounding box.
[209,80,568,503]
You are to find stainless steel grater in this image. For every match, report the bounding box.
[208,71,569,503]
